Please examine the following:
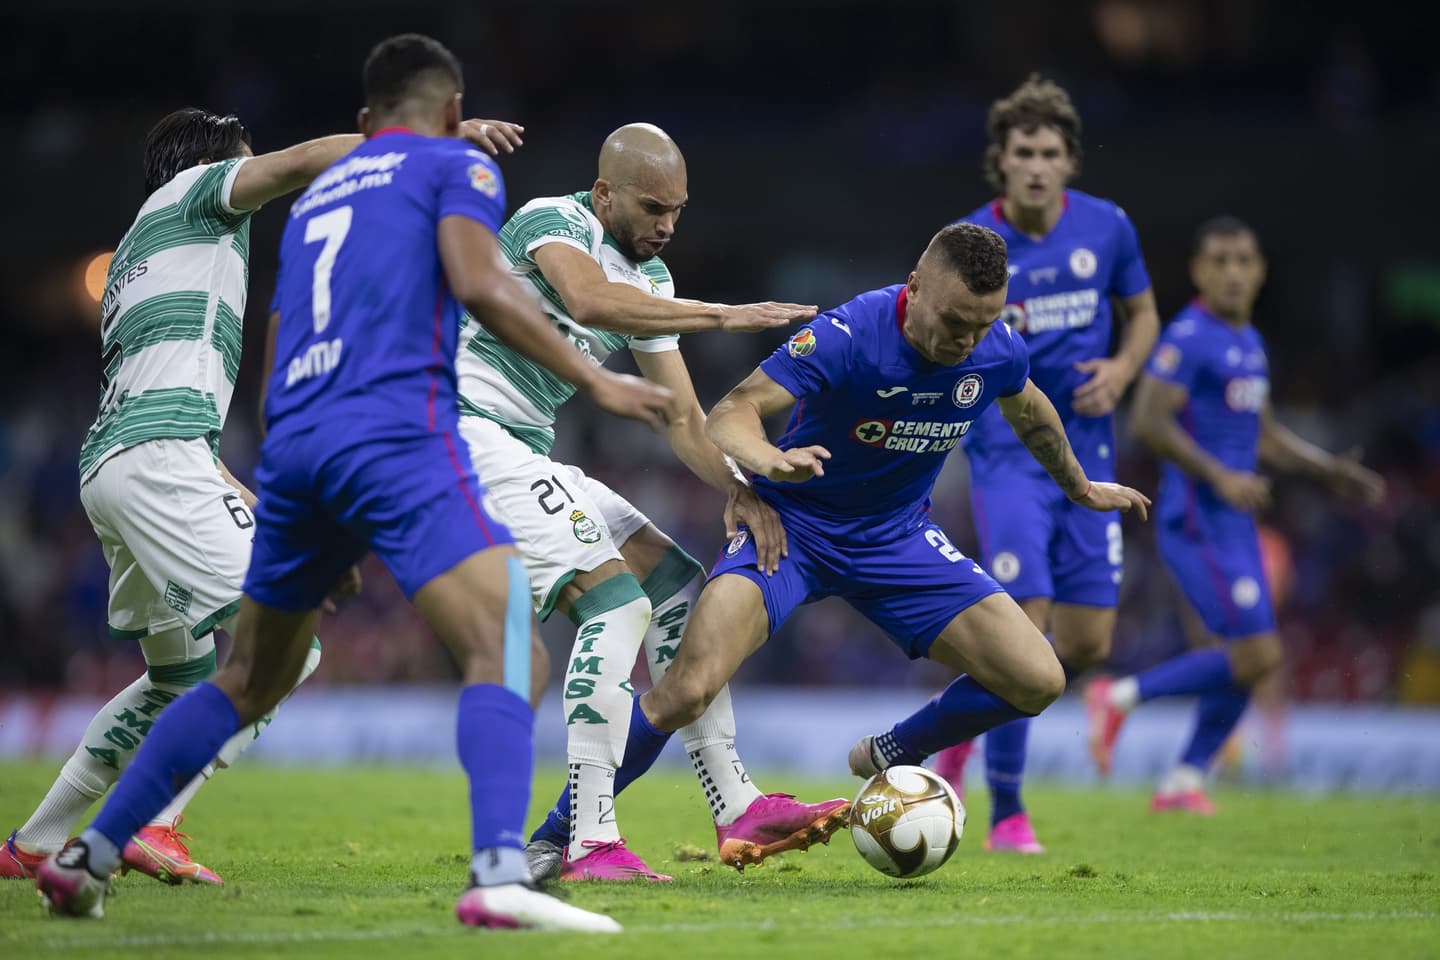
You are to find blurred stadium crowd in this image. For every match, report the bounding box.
[2,1,1437,703]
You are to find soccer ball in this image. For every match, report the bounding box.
[849,765,965,878]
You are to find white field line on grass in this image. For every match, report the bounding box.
[23,909,1440,949]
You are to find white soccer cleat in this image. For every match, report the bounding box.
[456,880,622,932]
[848,735,888,778]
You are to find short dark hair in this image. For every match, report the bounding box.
[363,33,463,114]
[1192,215,1260,256]
[927,223,1010,295]
[143,108,251,196]
[984,74,1083,193]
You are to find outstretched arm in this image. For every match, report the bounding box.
[705,368,831,483]
[229,118,526,211]
[999,380,1150,518]
[533,242,814,335]
[633,350,788,573]
[1072,288,1160,417]
[1130,373,1272,512]
[1259,403,1385,504]
[439,215,673,429]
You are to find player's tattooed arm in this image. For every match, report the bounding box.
[706,369,831,484]
[999,380,1090,498]
[1131,374,1269,512]
[1258,402,1385,505]
[1001,380,1152,518]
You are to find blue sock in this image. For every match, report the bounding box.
[90,682,239,854]
[1180,686,1251,770]
[984,717,1029,824]
[1136,648,1234,701]
[530,698,672,846]
[458,684,533,886]
[886,675,1031,763]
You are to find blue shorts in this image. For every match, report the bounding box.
[710,512,1004,659]
[244,425,514,611]
[1156,501,1275,641]
[970,468,1122,607]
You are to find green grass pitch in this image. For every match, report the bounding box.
[2,761,1436,959]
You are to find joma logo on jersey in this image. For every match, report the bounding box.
[286,338,344,387]
[852,418,971,453]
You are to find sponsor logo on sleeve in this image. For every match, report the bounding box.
[468,163,500,197]
[1153,343,1181,375]
[786,326,817,357]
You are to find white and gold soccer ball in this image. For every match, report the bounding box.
[849,765,965,878]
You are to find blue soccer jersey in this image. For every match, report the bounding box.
[264,130,507,439]
[712,285,1028,656]
[755,284,1030,542]
[245,129,514,610]
[961,190,1151,480]
[1147,300,1275,639]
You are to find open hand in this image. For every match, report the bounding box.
[725,485,787,575]
[459,119,526,156]
[1071,481,1152,521]
[1212,469,1271,513]
[719,302,817,333]
[761,445,831,483]
[1072,357,1134,417]
[588,370,674,431]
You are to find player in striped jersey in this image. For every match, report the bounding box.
[3,106,524,886]
[458,124,850,881]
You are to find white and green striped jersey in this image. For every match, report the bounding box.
[456,191,679,454]
[79,159,252,481]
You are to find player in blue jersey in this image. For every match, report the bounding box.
[1086,217,1383,813]
[930,75,1161,853]
[511,224,1150,865]
[37,34,672,931]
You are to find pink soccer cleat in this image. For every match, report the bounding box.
[715,793,852,871]
[1150,789,1216,816]
[1,831,47,880]
[932,741,974,801]
[984,812,1046,854]
[559,839,672,882]
[35,840,109,918]
[1084,677,1129,776]
[457,880,621,932]
[122,816,223,885]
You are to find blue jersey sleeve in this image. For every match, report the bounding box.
[1110,207,1152,299]
[759,318,854,399]
[438,147,507,234]
[998,322,1031,396]
[1147,321,1204,392]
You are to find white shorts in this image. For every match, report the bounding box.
[80,438,254,642]
[459,416,651,619]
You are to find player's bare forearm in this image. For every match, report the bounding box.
[573,286,728,335]
[230,135,363,211]
[705,395,781,477]
[999,382,1089,499]
[1114,291,1160,381]
[1258,413,1337,479]
[1132,410,1229,485]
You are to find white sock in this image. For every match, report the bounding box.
[15,672,182,852]
[149,641,322,827]
[568,762,620,853]
[563,586,650,857]
[1159,763,1206,794]
[642,575,763,826]
[1110,677,1140,712]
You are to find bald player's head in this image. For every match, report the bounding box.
[591,123,688,262]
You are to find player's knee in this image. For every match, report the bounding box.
[1016,656,1066,714]
[1230,634,1283,687]
[213,662,286,727]
[651,669,715,731]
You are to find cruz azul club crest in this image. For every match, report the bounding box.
[952,374,983,408]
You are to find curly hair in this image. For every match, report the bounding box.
[983,73,1083,193]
